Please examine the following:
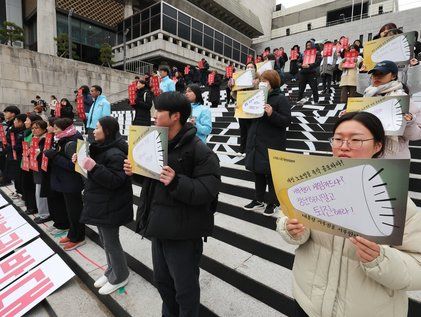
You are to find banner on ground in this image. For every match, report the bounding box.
[269,150,410,245]
[234,89,268,119]
[128,126,168,180]
[256,60,274,76]
[74,139,89,178]
[347,96,410,136]
[232,69,255,91]
[363,31,416,70]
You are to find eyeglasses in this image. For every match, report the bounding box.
[329,137,374,149]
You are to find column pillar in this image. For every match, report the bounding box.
[36,0,57,55]
[124,0,134,18]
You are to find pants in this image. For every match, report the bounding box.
[225,88,234,105]
[152,238,203,317]
[22,170,37,212]
[14,165,23,195]
[298,73,319,103]
[211,101,219,108]
[98,226,129,284]
[35,184,50,219]
[340,85,357,104]
[63,192,85,243]
[255,173,278,205]
[238,119,251,154]
[333,66,342,83]
[86,128,95,144]
[321,74,332,92]
[48,189,69,229]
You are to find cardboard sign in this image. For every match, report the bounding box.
[232,69,255,91]
[0,195,7,209]
[290,50,299,61]
[41,133,53,172]
[0,208,27,239]
[225,66,233,78]
[256,60,275,76]
[303,49,317,65]
[347,96,410,135]
[246,55,253,64]
[363,31,416,70]
[76,89,86,121]
[128,82,137,106]
[0,223,39,258]
[184,65,190,75]
[128,126,168,180]
[150,76,161,96]
[323,43,334,57]
[10,133,17,160]
[208,73,215,85]
[74,139,89,178]
[269,150,410,245]
[340,37,349,48]
[342,50,359,69]
[0,238,54,290]
[0,254,74,317]
[234,89,268,119]
[21,142,30,172]
[29,138,39,172]
[0,125,6,147]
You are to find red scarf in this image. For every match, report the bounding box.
[55,125,77,140]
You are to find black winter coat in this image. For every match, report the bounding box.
[245,88,291,175]
[132,88,153,126]
[4,120,15,161]
[135,123,221,239]
[48,132,84,193]
[8,125,25,161]
[80,137,133,227]
[209,74,222,104]
[60,104,74,119]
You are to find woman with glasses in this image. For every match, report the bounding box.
[277,112,421,317]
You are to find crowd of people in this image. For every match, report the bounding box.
[0,20,420,317]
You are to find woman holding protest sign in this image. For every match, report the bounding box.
[277,111,421,317]
[43,118,85,251]
[244,70,291,216]
[76,116,132,295]
[338,44,363,104]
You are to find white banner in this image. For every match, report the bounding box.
[0,224,39,258]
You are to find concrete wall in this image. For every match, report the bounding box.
[0,44,136,112]
[239,0,275,41]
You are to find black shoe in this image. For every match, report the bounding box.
[25,209,38,215]
[34,216,52,224]
[263,204,276,216]
[243,200,266,211]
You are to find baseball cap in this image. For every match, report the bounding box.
[368,60,398,75]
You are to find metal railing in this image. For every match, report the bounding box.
[124,58,154,75]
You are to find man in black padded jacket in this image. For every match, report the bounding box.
[124,92,220,317]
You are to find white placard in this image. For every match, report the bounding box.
[0,224,39,258]
[0,211,27,239]
[243,90,266,116]
[257,60,275,75]
[0,239,54,290]
[0,254,74,317]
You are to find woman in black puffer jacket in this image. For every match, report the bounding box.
[132,76,153,126]
[77,116,132,295]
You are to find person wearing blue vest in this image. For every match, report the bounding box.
[185,84,212,143]
[86,85,111,143]
[159,65,176,93]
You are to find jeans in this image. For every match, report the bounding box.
[35,184,50,219]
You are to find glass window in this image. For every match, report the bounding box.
[163,4,177,19]
[151,15,160,32]
[204,35,213,50]
[215,31,223,41]
[224,36,232,46]
[192,19,202,31]
[117,21,123,32]
[241,44,247,53]
[214,40,223,54]
[178,22,190,41]
[151,3,160,16]
[178,12,190,25]
[162,16,176,35]
[141,19,151,35]
[233,41,240,50]
[132,24,140,38]
[192,29,202,46]
[233,49,240,61]
[133,13,140,25]
[204,25,213,37]
[241,53,247,64]
[141,8,150,20]
[224,44,232,58]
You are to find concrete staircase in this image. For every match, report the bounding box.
[7,80,421,316]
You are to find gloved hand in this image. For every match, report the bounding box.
[43,148,57,159]
[82,157,96,171]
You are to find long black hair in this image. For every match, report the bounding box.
[98,116,120,141]
[333,112,385,158]
[186,84,204,105]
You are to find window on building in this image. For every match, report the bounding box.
[214,39,223,54]
[359,34,363,43]
[368,32,372,41]
[192,19,203,31]
[379,5,383,14]
[178,21,190,41]
[307,23,311,31]
[204,35,213,50]
[286,28,290,36]
[162,16,176,35]
[192,29,203,46]
[163,4,177,19]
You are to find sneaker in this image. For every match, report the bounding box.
[59,236,70,245]
[15,200,25,207]
[10,192,19,198]
[243,200,266,211]
[98,278,129,295]
[50,228,68,236]
[296,97,308,105]
[94,275,108,288]
[25,209,38,215]
[34,216,52,224]
[63,240,86,251]
[263,203,276,216]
